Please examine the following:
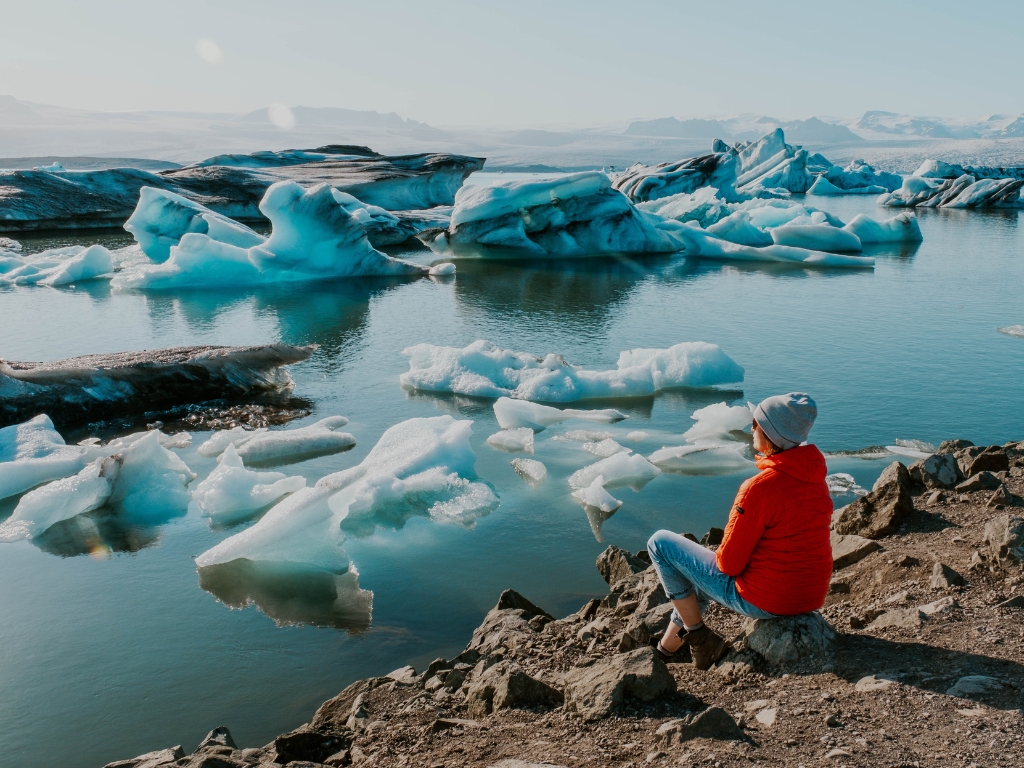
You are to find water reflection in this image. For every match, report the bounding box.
[33,509,164,558]
[197,560,373,631]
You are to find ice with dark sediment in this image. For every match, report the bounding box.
[419,171,694,258]
[401,340,744,402]
[879,162,1024,209]
[0,244,113,286]
[192,444,306,525]
[611,152,743,203]
[826,473,867,498]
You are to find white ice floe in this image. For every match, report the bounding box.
[423,171,693,258]
[197,417,354,466]
[648,443,753,475]
[104,431,195,519]
[770,224,863,253]
[636,186,735,228]
[0,415,90,501]
[493,398,626,431]
[681,402,752,442]
[842,213,923,244]
[511,457,547,487]
[571,475,622,513]
[680,223,874,268]
[113,181,425,289]
[0,245,114,286]
[826,473,868,497]
[195,416,496,572]
[401,340,744,402]
[626,431,649,442]
[486,427,535,453]
[885,438,937,461]
[997,325,1024,338]
[707,211,773,247]
[568,452,660,491]
[428,262,456,276]
[581,438,630,458]
[192,444,306,524]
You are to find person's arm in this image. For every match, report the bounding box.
[715,479,768,576]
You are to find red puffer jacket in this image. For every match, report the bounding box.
[716,444,833,615]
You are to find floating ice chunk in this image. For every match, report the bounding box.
[402,340,743,402]
[113,181,426,290]
[493,398,626,431]
[707,211,773,247]
[124,187,266,263]
[635,186,736,228]
[626,431,649,442]
[885,439,935,460]
[195,416,496,572]
[571,475,622,513]
[568,452,660,491]
[681,224,874,268]
[826,473,867,498]
[997,325,1024,338]
[552,429,615,443]
[682,403,752,442]
[582,438,630,458]
[428,262,456,276]
[0,456,120,542]
[197,427,268,457]
[648,443,753,475]
[0,415,89,500]
[0,245,114,286]
[234,417,355,466]
[40,245,114,285]
[842,213,923,244]
[511,457,547,487]
[102,429,192,453]
[192,444,306,524]
[770,224,862,253]
[486,427,534,454]
[107,431,195,520]
[879,173,1024,209]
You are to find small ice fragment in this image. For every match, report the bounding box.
[648,443,753,475]
[106,431,195,520]
[582,438,630,458]
[428,262,456,276]
[486,427,534,453]
[626,431,648,442]
[197,426,267,457]
[886,438,936,460]
[825,473,867,497]
[235,417,355,466]
[192,444,306,524]
[997,325,1024,338]
[682,402,752,442]
[41,244,114,286]
[552,429,615,443]
[571,475,622,513]
[0,415,90,501]
[493,398,626,431]
[511,458,547,487]
[569,452,660,491]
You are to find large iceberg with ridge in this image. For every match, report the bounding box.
[400,339,744,401]
[419,172,694,258]
[879,174,1023,208]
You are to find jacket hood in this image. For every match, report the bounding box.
[755,444,827,484]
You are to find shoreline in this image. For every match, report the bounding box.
[107,441,1024,767]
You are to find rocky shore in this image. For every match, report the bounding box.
[106,440,1024,768]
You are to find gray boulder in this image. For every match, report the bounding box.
[564,646,675,721]
[730,613,836,670]
[930,561,966,589]
[908,453,961,488]
[964,447,1010,476]
[831,533,881,569]
[982,514,1024,564]
[465,662,563,717]
[957,471,1002,493]
[466,590,553,656]
[832,461,913,539]
[596,545,648,587]
[987,485,1016,508]
[655,707,746,745]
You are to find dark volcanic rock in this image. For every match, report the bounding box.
[832,461,914,539]
[655,707,747,744]
[495,588,554,619]
[563,647,675,721]
[596,545,648,586]
[465,662,563,717]
[274,726,352,765]
[196,727,236,751]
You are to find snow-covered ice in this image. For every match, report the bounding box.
[113,181,426,289]
[843,213,923,244]
[197,417,354,466]
[493,398,626,431]
[568,452,660,492]
[192,444,306,524]
[486,427,535,453]
[807,160,901,196]
[0,415,90,501]
[0,245,113,286]
[997,325,1024,338]
[195,416,497,573]
[511,458,547,487]
[401,340,744,402]
[571,475,622,513]
[422,171,694,258]
[636,186,735,228]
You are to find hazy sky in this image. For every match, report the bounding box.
[1,0,1022,127]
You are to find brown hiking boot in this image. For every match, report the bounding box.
[682,625,727,670]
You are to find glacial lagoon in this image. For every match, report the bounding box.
[1,184,1023,767]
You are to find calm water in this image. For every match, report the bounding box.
[1,184,1023,768]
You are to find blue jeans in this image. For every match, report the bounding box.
[647,529,777,628]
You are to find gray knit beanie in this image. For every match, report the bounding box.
[752,392,817,451]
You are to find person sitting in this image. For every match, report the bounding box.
[646,392,833,670]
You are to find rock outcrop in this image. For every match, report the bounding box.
[832,461,913,538]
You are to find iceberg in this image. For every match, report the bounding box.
[571,475,622,513]
[732,129,814,194]
[636,186,736,229]
[770,224,863,253]
[0,344,313,431]
[511,457,547,486]
[197,426,268,457]
[680,224,874,268]
[707,211,773,247]
[486,427,535,453]
[401,339,744,402]
[568,452,660,492]
[681,402,752,442]
[209,416,356,466]
[551,429,615,443]
[914,158,1024,181]
[879,174,1023,208]
[420,172,693,258]
[842,213,922,244]
[493,398,626,431]
[0,245,113,286]
[826,473,867,497]
[192,444,306,524]
[807,160,901,196]
[611,153,741,203]
[195,416,496,573]
[113,181,426,290]
[0,415,89,500]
